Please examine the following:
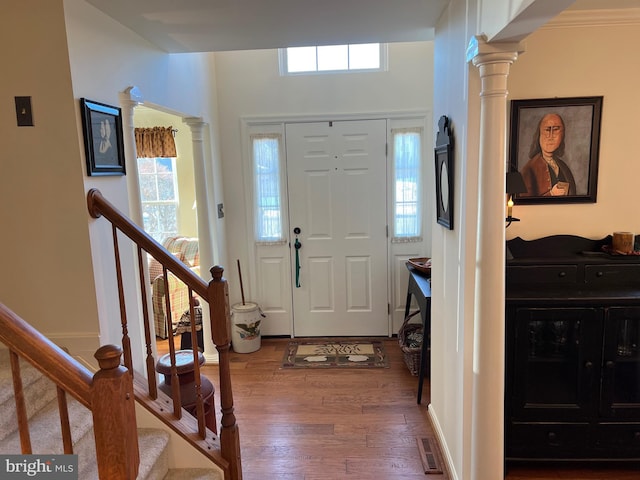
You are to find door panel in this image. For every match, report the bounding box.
[286,120,388,336]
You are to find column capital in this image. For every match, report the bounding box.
[466,35,524,67]
[183,117,206,140]
[120,85,143,109]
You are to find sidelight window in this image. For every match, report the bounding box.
[392,128,422,240]
[252,134,284,243]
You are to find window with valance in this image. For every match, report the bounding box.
[134,127,179,241]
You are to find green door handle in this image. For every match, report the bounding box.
[294,238,302,287]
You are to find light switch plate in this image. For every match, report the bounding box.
[15,96,34,126]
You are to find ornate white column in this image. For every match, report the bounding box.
[466,35,523,480]
[119,86,144,226]
[183,117,220,363]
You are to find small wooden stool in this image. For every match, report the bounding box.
[156,350,217,433]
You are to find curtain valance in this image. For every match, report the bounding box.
[135,127,177,158]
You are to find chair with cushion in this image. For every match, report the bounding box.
[150,236,200,339]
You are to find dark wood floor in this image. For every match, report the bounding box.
[159,337,639,479]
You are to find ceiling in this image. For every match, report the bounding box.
[84,0,640,54]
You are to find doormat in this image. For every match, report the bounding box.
[282,339,389,369]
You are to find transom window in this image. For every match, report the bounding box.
[280,43,386,75]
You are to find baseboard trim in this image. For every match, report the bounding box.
[428,404,459,480]
[45,332,101,370]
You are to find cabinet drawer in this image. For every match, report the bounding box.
[507,265,577,285]
[585,264,640,285]
[507,422,589,459]
[593,423,640,457]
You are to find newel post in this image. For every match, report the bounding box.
[92,345,140,479]
[208,265,243,480]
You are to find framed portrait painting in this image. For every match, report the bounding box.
[80,98,126,176]
[509,96,602,204]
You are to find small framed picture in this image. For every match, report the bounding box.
[509,96,602,204]
[434,115,454,230]
[80,98,126,176]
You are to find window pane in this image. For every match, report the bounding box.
[349,43,380,69]
[287,46,316,73]
[138,157,155,174]
[139,174,158,202]
[157,173,176,201]
[156,157,174,173]
[318,45,348,71]
[141,204,159,233]
[393,131,421,238]
[253,136,283,241]
[156,204,178,238]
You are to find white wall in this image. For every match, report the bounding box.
[214,42,435,313]
[432,4,640,480]
[0,0,101,361]
[431,1,480,479]
[506,21,640,240]
[63,0,223,361]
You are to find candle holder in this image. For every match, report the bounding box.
[506,172,527,228]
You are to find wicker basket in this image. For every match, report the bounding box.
[398,310,423,376]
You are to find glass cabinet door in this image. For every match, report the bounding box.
[601,307,640,418]
[510,307,602,421]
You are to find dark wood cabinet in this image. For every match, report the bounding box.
[505,235,640,461]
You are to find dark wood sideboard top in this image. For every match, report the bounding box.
[506,234,640,304]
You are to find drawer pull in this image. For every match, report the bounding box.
[558,271,566,278]
[547,432,558,444]
[605,361,615,369]
[585,361,593,369]
[596,271,604,277]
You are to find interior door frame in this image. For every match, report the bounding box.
[241,110,432,337]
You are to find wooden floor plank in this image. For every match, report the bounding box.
[157,336,640,479]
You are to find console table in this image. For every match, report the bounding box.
[404,265,431,404]
[505,235,640,461]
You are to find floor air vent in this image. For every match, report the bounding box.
[417,436,444,475]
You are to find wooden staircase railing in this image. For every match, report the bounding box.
[0,304,139,478]
[86,188,242,480]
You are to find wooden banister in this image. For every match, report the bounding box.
[0,303,140,477]
[92,345,139,479]
[87,188,242,480]
[87,188,208,298]
[0,303,93,407]
[1,186,243,479]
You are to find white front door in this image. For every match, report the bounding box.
[285,119,388,336]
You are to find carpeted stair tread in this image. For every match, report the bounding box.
[0,353,221,479]
[77,428,171,480]
[0,351,47,404]
[0,395,93,455]
[0,351,58,442]
[164,468,222,479]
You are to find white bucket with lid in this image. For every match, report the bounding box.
[230,302,262,353]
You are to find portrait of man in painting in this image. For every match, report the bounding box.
[509,97,602,204]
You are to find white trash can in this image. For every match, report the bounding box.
[231,302,262,353]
